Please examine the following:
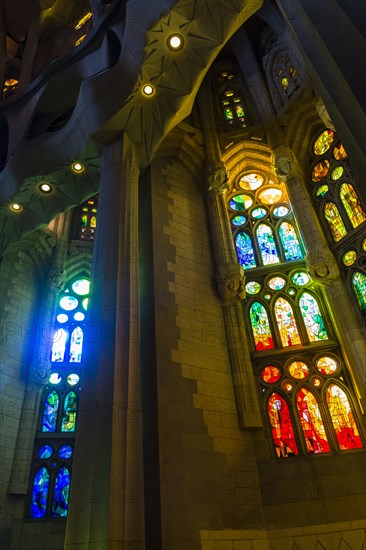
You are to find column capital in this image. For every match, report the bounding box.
[217,262,246,305]
[208,161,229,195]
[272,145,301,181]
[305,244,340,286]
[30,359,51,385]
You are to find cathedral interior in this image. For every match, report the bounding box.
[0,0,366,549]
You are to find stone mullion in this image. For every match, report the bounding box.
[198,84,262,429]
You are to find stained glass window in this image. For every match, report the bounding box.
[312,160,329,182]
[257,224,280,265]
[326,385,362,450]
[313,129,334,155]
[296,388,330,453]
[352,272,366,311]
[249,302,274,350]
[316,356,338,375]
[274,298,301,346]
[51,329,67,362]
[42,391,59,432]
[261,366,281,383]
[51,467,70,518]
[339,183,366,228]
[79,197,98,240]
[268,393,299,457]
[69,327,83,362]
[324,202,347,241]
[299,292,328,342]
[61,392,78,432]
[278,222,303,261]
[288,361,309,379]
[235,232,256,268]
[30,468,49,518]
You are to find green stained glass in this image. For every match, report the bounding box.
[288,288,296,296]
[235,232,256,268]
[324,202,347,241]
[249,302,274,351]
[273,205,289,217]
[291,272,310,286]
[257,224,280,265]
[231,215,246,226]
[340,183,366,228]
[224,107,234,120]
[278,222,303,261]
[229,194,253,211]
[268,276,286,290]
[61,391,77,432]
[342,250,357,266]
[313,129,334,155]
[246,281,261,295]
[264,293,271,300]
[331,166,344,180]
[316,185,329,198]
[81,214,88,227]
[235,104,245,118]
[363,238,366,252]
[312,160,329,182]
[274,297,301,347]
[352,272,366,311]
[299,292,328,342]
[42,391,59,432]
[251,207,267,219]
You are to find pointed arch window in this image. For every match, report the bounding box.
[274,297,301,347]
[61,391,78,432]
[296,388,330,454]
[326,384,362,450]
[299,292,328,342]
[31,467,49,519]
[41,391,60,432]
[257,224,280,265]
[235,232,256,268]
[278,222,303,261]
[249,302,274,350]
[339,183,366,228]
[51,467,71,518]
[324,202,347,241]
[352,272,366,312]
[268,393,299,457]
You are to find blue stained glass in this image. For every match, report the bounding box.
[61,391,78,432]
[69,327,83,362]
[58,445,73,459]
[31,467,49,518]
[235,232,256,268]
[42,391,59,432]
[256,224,280,265]
[51,467,70,518]
[38,445,53,459]
[278,222,303,260]
[51,328,67,362]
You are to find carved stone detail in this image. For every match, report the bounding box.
[30,359,51,385]
[306,245,340,286]
[208,161,229,195]
[217,263,246,304]
[272,145,300,180]
[47,269,65,291]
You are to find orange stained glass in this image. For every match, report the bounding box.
[274,298,301,347]
[324,202,347,241]
[316,356,338,375]
[261,366,281,383]
[333,142,347,160]
[339,183,366,228]
[249,302,274,351]
[288,361,309,379]
[90,215,97,228]
[326,384,362,450]
[296,388,330,454]
[312,160,329,182]
[268,393,299,457]
[313,129,334,155]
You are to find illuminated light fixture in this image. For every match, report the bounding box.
[75,34,87,47]
[11,203,22,211]
[72,162,84,173]
[75,12,93,30]
[167,34,184,51]
[4,78,18,87]
[142,84,154,96]
[225,90,234,97]
[39,182,53,193]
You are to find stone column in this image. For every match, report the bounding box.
[197,85,262,429]
[65,133,145,550]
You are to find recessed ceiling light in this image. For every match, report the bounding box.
[167,34,184,51]
[72,162,84,173]
[11,203,22,211]
[39,182,53,193]
[142,84,154,96]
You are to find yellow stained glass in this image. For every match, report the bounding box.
[331,166,344,180]
[297,388,330,453]
[75,35,87,46]
[333,142,347,160]
[75,12,93,30]
[339,183,366,228]
[313,129,334,155]
[258,187,282,205]
[274,298,301,347]
[316,356,338,375]
[239,173,264,191]
[288,361,309,379]
[342,250,357,266]
[281,77,289,90]
[316,185,329,198]
[312,160,329,182]
[324,202,347,241]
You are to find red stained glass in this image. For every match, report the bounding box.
[268,393,299,457]
[261,366,281,383]
[326,384,363,450]
[274,298,301,347]
[297,388,330,454]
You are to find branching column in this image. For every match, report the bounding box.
[198,85,262,429]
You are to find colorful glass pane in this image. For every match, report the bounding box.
[316,356,338,375]
[224,107,234,120]
[331,166,344,180]
[291,272,310,286]
[299,292,328,341]
[313,129,334,155]
[333,142,347,160]
[72,279,90,296]
[268,276,286,290]
[42,391,59,432]
[245,281,261,295]
[249,302,274,350]
[67,373,80,386]
[258,188,282,205]
[342,250,357,266]
[90,215,97,228]
[326,385,362,450]
[59,295,78,311]
[231,215,246,226]
[363,238,366,252]
[51,328,67,362]
[278,222,303,261]
[229,194,253,211]
[38,445,53,459]
[69,327,83,362]
[288,361,309,379]
[261,366,281,383]
[312,160,329,182]
[274,298,301,346]
[316,184,329,198]
[283,381,293,392]
[31,467,49,518]
[235,232,256,268]
[82,298,89,310]
[288,288,296,296]
[251,207,267,219]
[235,104,245,118]
[268,393,298,457]
[57,313,68,323]
[256,224,280,265]
[51,467,70,518]
[312,377,322,388]
[273,205,289,217]
[324,202,347,241]
[352,272,366,311]
[81,214,88,227]
[74,311,85,321]
[340,183,366,228]
[59,445,73,459]
[297,388,330,453]
[281,77,289,90]
[239,173,264,190]
[61,391,78,432]
[49,373,61,385]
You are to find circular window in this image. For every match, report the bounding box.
[288,361,309,379]
[251,207,267,219]
[342,250,357,266]
[282,381,293,392]
[229,194,253,211]
[38,445,53,459]
[273,205,290,217]
[239,173,264,190]
[313,129,334,155]
[261,366,281,383]
[245,281,261,295]
[268,276,286,290]
[331,166,344,180]
[49,373,61,385]
[57,313,68,324]
[59,295,78,311]
[258,187,282,205]
[316,184,329,198]
[67,374,80,386]
[72,279,90,296]
[58,445,73,459]
[291,272,310,286]
[316,356,338,375]
[231,215,247,226]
